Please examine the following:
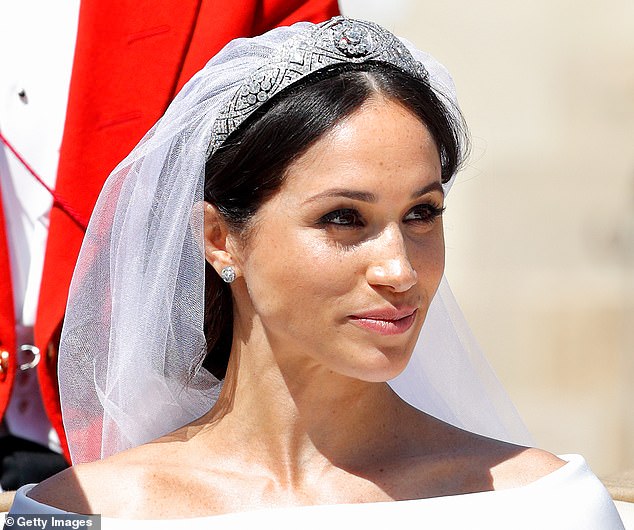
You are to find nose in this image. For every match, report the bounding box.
[365,224,418,293]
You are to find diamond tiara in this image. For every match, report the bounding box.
[208,16,428,157]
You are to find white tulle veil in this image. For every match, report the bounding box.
[58,16,532,464]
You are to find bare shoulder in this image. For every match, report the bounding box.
[488,445,566,489]
[416,415,565,487]
[28,453,147,515]
[387,412,566,496]
[28,462,116,514]
[28,441,188,517]
[453,429,566,490]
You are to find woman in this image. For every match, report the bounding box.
[8,16,623,527]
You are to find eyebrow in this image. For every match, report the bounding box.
[303,181,444,205]
[413,181,445,198]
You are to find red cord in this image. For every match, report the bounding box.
[0,130,88,231]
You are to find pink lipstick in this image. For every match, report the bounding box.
[349,308,417,336]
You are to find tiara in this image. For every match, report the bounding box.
[208,16,428,156]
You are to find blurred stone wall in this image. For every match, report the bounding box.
[339,0,634,477]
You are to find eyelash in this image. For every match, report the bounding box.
[318,204,445,228]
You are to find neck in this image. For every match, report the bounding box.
[197,330,418,484]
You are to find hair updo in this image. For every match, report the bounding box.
[202,61,468,379]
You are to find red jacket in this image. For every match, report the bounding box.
[0,0,339,460]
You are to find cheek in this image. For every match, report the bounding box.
[241,228,354,322]
[410,228,445,292]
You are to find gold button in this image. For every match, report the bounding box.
[0,349,9,379]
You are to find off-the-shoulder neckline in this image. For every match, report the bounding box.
[16,454,586,521]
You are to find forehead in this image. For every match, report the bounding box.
[281,97,442,197]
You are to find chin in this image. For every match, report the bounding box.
[344,348,413,383]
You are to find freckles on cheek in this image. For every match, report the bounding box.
[289,235,352,297]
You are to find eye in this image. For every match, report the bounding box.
[404,203,445,224]
[318,208,365,228]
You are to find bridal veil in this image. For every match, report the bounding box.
[57,17,532,464]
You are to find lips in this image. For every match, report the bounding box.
[349,307,418,336]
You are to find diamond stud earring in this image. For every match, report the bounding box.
[220,266,237,283]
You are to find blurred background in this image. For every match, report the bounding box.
[339,0,634,477]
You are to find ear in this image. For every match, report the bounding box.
[203,202,240,278]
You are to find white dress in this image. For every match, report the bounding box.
[5,455,624,529]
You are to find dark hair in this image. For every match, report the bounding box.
[202,62,468,379]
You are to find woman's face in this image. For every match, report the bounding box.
[232,96,445,382]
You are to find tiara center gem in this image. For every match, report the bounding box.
[334,22,373,57]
